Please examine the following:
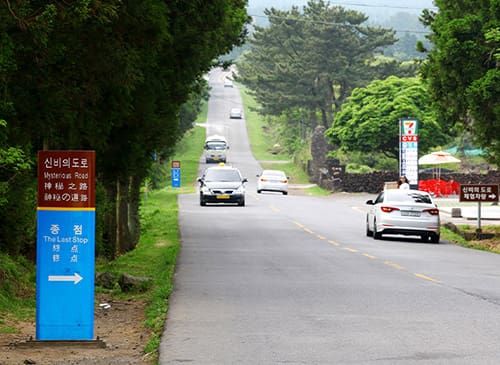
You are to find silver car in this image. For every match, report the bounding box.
[198,165,247,206]
[229,108,242,119]
[256,170,289,195]
[366,189,440,243]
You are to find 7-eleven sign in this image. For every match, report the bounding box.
[402,119,418,135]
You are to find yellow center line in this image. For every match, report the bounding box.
[293,221,304,228]
[343,247,358,253]
[328,240,341,246]
[303,228,314,234]
[415,273,441,283]
[316,234,326,240]
[363,253,377,259]
[384,261,405,270]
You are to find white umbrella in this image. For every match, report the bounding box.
[419,151,461,179]
[419,151,461,165]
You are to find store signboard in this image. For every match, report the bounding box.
[399,118,419,188]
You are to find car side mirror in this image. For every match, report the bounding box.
[366,199,374,205]
[242,178,248,183]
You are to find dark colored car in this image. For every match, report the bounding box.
[198,165,247,206]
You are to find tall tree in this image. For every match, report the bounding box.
[237,0,398,129]
[419,0,500,165]
[0,0,249,256]
[325,76,451,160]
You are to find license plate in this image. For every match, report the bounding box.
[213,157,219,160]
[216,195,230,199]
[401,211,420,217]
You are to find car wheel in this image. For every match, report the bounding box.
[283,191,288,195]
[421,234,429,242]
[366,216,373,237]
[200,194,206,206]
[257,190,261,194]
[373,219,382,239]
[430,233,440,244]
[238,198,245,206]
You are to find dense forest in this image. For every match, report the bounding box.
[0,0,249,258]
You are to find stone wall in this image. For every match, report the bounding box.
[315,168,500,194]
[306,132,499,193]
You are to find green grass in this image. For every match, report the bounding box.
[240,85,289,162]
[0,253,36,331]
[97,126,205,360]
[239,85,329,195]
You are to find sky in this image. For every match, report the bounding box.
[248,0,437,22]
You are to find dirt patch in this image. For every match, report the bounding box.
[0,294,154,365]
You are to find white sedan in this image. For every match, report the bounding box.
[256,170,289,195]
[366,189,440,243]
[229,108,242,119]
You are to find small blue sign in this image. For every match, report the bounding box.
[172,167,181,188]
[36,209,95,340]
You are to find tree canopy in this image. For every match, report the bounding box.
[0,0,249,256]
[419,0,500,165]
[237,0,402,129]
[325,76,451,160]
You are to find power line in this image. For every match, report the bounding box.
[327,1,437,11]
[249,13,432,35]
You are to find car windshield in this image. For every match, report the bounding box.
[386,191,432,204]
[204,169,241,182]
[206,142,226,150]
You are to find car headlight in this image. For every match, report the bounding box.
[234,185,245,193]
[201,186,211,194]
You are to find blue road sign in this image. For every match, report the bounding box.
[172,167,181,188]
[36,209,95,340]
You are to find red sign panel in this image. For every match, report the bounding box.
[400,135,419,142]
[459,184,499,203]
[171,160,181,168]
[38,151,95,208]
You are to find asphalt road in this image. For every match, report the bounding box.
[159,69,500,365]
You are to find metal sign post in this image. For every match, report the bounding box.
[172,160,181,188]
[460,184,499,237]
[36,151,96,340]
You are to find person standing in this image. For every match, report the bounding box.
[399,176,410,189]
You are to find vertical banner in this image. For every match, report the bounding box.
[171,160,181,188]
[399,118,419,189]
[36,151,95,340]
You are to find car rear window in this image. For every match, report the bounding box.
[386,191,432,204]
[263,171,285,178]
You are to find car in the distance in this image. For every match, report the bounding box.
[229,108,242,119]
[204,135,229,163]
[256,170,289,195]
[198,164,247,206]
[224,79,233,88]
[366,189,440,243]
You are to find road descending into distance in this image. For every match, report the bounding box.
[159,68,500,364]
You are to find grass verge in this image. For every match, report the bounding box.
[239,85,329,196]
[97,126,205,360]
